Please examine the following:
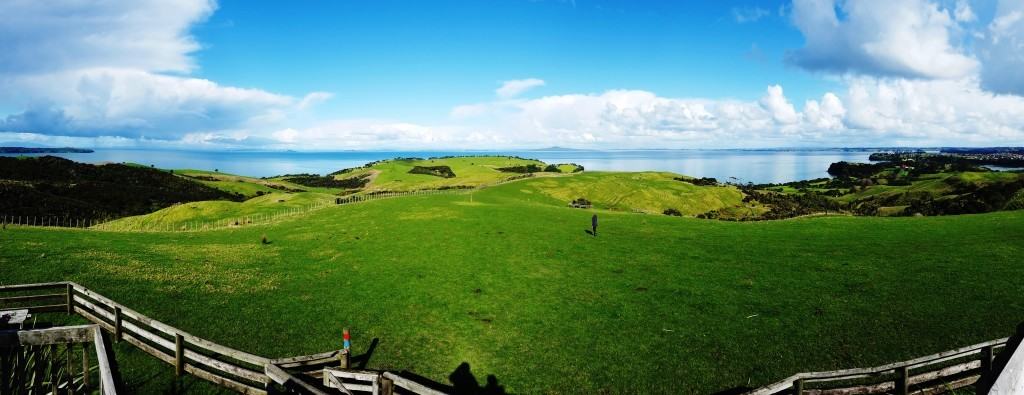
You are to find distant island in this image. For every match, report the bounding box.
[0,146,94,153]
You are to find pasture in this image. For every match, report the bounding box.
[2,181,1023,393]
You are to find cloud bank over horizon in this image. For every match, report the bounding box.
[1,0,1024,150]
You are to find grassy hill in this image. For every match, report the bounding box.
[95,191,337,231]
[0,156,242,221]
[2,181,1022,393]
[335,156,554,191]
[515,171,748,216]
[94,171,754,230]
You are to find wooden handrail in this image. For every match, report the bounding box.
[2,282,453,394]
[746,337,1010,395]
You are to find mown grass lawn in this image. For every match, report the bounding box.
[1,182,1023,394]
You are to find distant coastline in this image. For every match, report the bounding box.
[0,147,94,153]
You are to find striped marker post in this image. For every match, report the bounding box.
[340,328,351,368]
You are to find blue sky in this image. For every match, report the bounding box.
[1,0,1023,150]
[192,0,832,121]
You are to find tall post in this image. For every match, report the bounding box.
[977,346,995,394]
[50,344,58,394]
[175,334,185,377]
[340,328,351,369]
[114,307,123,342]
[380,376,394,395]
[66,283,74,315]
[792,378,803,395]
[896,366,909,395]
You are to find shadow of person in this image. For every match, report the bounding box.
[448,362,507,395]
[584,229,594,236]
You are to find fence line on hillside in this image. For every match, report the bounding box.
[0,174,538,233]
[0,281,454,394]
[744,330,1021,395]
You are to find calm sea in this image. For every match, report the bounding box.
[2,149,881,184]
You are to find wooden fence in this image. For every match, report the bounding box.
[0,282,452,394]
[745,335,1015,395]
[1,324,118,395]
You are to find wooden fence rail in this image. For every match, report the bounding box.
[1,281,452,394]
[746,336,1014,395]
[0,324,118,395]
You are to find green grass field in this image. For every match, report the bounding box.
[2,180,1023,393]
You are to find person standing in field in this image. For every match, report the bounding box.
[591,214,598,236]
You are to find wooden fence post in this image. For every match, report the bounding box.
[66,284,74,314]
[175,334,185,377]
[114,307,122,342]
[977,345,995,395]
[380,376,394,395]
[66,342,74,392]
[792,378,803,395]
[895,366,909,395]
[82,343,90,389]
[50,344,58,393]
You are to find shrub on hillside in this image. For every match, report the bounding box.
[497,164,544,173]
[408,165,456,178]
[663,208,682,216]
[674,176,718,186]
[570,198,592,208]
[282,174,369,188]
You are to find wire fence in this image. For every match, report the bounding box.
[1,174,536,233]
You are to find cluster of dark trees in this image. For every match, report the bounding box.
[826,161,892,179]
[674,176,718,186]
[740,189,842,220]
[264,183,306,193]
[281,173,370,188]
[0,156,241,222]
[183,174,220,181]
[571,197,592,207]
[408,165,456,178]
[500,163,583,174]
[663,208,682,216]
[903,178,1024,216]
[497,164,546,173]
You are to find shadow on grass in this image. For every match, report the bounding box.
[397,362,508,395]
[711,386,754,395]
[584,229,595,236]
[352,337,379,369]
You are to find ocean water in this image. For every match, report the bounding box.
[1,149,879,184]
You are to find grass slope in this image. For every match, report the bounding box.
[96,192,336,230]
[517,171,746,215]
[2,182,1023,393]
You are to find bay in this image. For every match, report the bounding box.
[0,148,880,184]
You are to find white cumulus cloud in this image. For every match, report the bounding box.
[0,0,321,142]
[495,78,546,98]
[788,0,979,79]
[979,0,1024,95]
